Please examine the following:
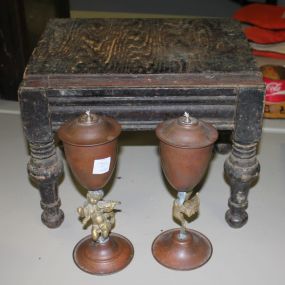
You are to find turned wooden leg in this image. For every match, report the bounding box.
[28,140,64,228]
[224,87,264,228]
[224,142,260,228]
[19,89,65,228]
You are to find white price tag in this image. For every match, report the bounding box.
[92,157,111,174]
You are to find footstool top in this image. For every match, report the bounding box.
[23,18,263,88]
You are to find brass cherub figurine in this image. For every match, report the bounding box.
[173,192,200,235]
[77,190,121,242]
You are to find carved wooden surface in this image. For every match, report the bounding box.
[45,87,237,131]
[20,18,264,132]
[25,18,260,81]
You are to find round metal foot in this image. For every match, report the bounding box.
[152,228,212,270]
[73,233,134,275]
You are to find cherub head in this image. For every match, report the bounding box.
[86,190,104,204]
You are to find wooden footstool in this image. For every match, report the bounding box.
[19,18,264,228]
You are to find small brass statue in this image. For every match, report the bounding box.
[77,190,121,242]
[173,192,200,237]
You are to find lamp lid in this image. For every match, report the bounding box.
[156,112,218,148]
[58,111,121,146]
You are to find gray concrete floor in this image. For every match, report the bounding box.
[0,101,284,284]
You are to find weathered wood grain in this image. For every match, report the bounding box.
[24,18,260,79]
[22,72,263,89]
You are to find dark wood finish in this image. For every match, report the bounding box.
[234,0,277,5]
[27,139,64,228]
[54,0,70,18]
[19,18,265,228]
[19,88,64,228]
[0,0,71,101]
[25,18,259,76]
[0,0,29,100]
[224,88,263,227]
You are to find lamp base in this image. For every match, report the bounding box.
[73,233,134,275]
[152,228,212,270]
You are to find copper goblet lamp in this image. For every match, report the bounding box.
[153,112,218,270]
[58,111,133,275]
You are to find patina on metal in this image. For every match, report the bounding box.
[156,112,218,192]
[152,112,218,270]
[58,111,133,275]
[173,192,200,238]
[58,110,121,191]
[77,190,120,243]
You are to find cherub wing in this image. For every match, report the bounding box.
[97,200,121,212]
[183,194,200,218]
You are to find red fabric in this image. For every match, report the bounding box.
[234,4,285,30]
[244,26,285,44]
[252,49,285,59]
